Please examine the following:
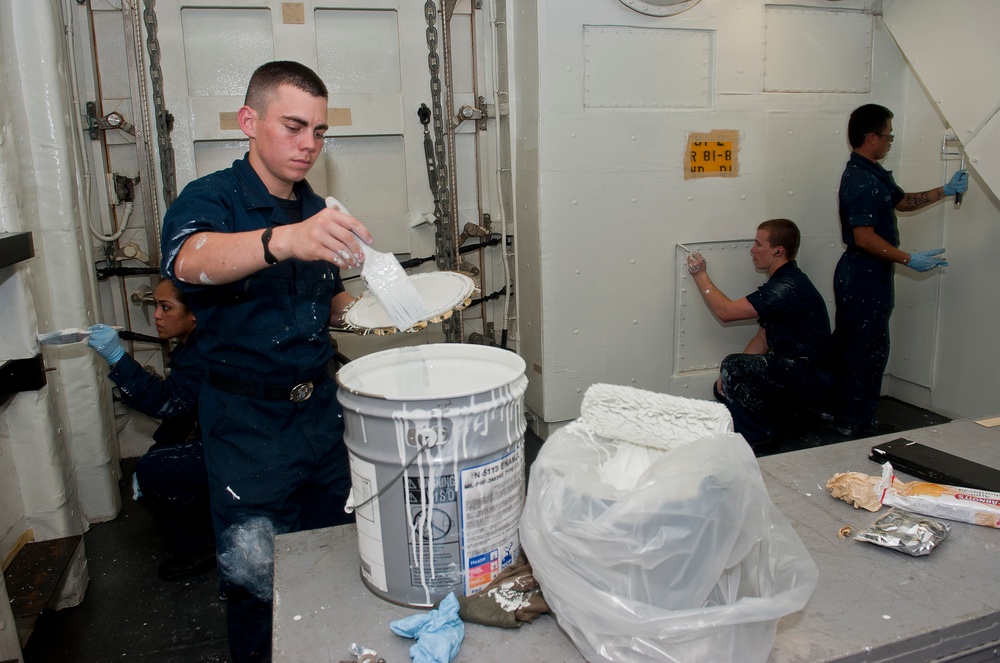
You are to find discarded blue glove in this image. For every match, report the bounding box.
[88,323,125,365]
[943,169,969,196]
[390,592,464,663]
[906,248,948,272]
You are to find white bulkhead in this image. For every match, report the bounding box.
[1,2,999,656]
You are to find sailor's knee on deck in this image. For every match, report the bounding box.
[217,516,277,602]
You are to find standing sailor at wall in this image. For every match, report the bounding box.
[833,104,968,438]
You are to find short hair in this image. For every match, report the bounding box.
[758,218,800,260]
[244,61,328,114]
[848,104,893,148]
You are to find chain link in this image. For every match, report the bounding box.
[425,0,459,342]
[142,0,177,207]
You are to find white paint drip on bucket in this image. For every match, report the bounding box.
[337,344,528,608]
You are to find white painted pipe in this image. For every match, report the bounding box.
[0,0,121,527]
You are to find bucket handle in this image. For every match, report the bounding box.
[347,440,437,514]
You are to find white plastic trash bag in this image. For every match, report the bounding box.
[520,384,817,663]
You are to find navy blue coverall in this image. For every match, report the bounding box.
[715,261,835,444]
[112,336,213,557]
[161,155,354,662]
[833,151,905,434]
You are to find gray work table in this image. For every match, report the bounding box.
[273,418,1000,662]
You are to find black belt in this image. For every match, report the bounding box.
[208,367,329,403]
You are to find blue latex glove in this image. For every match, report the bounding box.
[943,169,969,196]
[906,248,948,272]
[88,323,125,365]
[390,592,464,663]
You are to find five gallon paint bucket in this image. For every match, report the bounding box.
[336,343,528,608]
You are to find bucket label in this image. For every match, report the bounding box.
[460,443,524,595]
[407,473,463,590]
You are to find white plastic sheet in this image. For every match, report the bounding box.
[520,385,817,663]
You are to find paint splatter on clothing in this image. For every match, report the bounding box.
[117,334,212,556]
[718,352,833,444]
[160,155,354,662]
[110,336,201,443]
[834,152,903,432]
[160,155,344,378]
[746,261,834,367]
[720,261,835,444]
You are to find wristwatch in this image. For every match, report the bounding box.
[261,226,279,265]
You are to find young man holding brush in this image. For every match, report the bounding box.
[686,219,835,448]
[161,61,372,662]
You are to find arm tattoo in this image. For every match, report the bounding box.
[898,191,933,211]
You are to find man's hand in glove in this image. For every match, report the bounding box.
[906,248,948,273]
[943,169,969,197]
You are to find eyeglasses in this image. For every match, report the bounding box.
[870,132,894,140]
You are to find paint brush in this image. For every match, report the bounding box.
[326,196,430,331]
[37,326,125,345]
[677,243,695,254]
[956,153,966,207]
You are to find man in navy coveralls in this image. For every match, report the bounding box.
[161,61,373,662]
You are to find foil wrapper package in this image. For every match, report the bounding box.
[854,509,950,556]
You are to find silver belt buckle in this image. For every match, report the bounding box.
[289,381,314,403]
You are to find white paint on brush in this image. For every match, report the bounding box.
[325,196,428,330]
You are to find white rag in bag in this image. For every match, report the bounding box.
[567,382,732,491]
